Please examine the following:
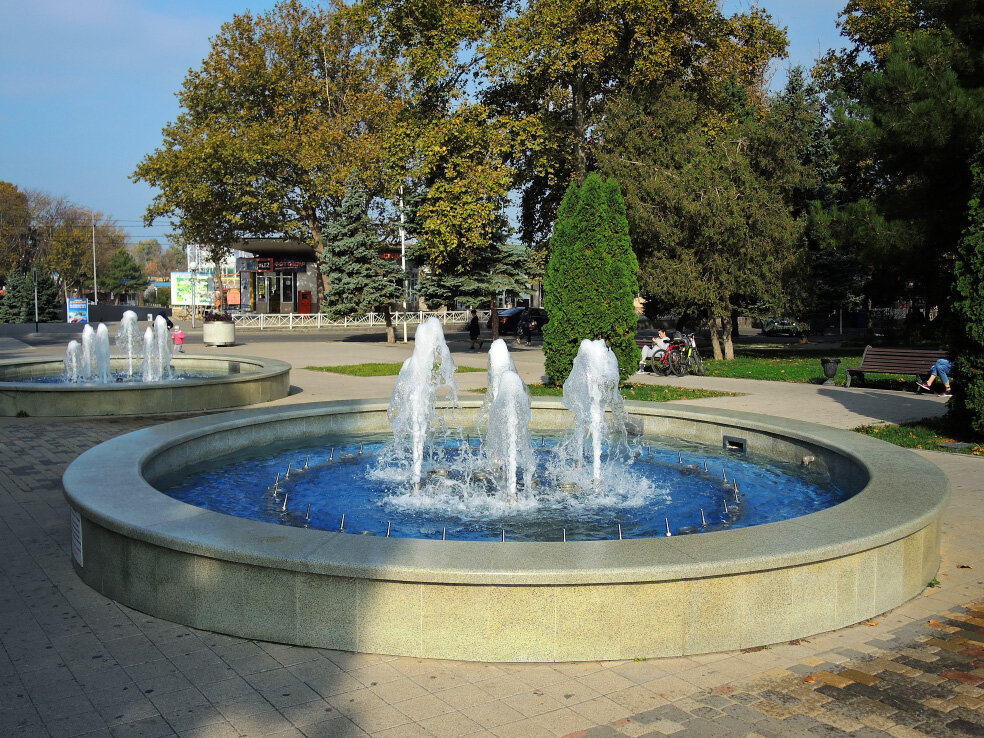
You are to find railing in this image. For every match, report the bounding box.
[233,310,492,330]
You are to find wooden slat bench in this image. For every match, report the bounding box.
[845,346,950,388]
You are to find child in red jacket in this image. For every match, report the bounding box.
[172,326,186,353]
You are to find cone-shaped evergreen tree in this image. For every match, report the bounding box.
[320,175,404,322]
[0,271,30,323]
[601,179,641,378]
[35,269,62,322]
[951,136,984,434]
[543,174,640,384]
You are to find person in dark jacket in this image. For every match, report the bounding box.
[468,309,484,350]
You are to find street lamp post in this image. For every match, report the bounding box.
[190,263,198,328]
[32,267,39,333]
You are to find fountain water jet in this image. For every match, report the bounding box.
[558,339,628,483]
[483,369,535,504]
[116,311,141,377]
[381,317,458,487]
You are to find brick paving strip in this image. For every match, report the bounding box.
[574,605,984,738]
[0,364,982,738]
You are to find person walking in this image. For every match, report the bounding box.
[468,309,484,351]
[917,358,954,397]
[172,325,186,353]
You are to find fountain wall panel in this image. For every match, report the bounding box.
[63,399,948,661]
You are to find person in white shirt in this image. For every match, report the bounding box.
[638,328,670,372]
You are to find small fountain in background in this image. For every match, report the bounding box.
[68,324,113,383]
[116,311,141,377]
[141,316,172,382]
[63,314,172,384]
[64,340,83,382]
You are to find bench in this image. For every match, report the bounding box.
[845,346,950,388]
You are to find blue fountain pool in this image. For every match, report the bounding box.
[157,433,848,542]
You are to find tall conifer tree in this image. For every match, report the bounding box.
[951,136,984,433]
[543,174,639,384]
[320,175,404,341]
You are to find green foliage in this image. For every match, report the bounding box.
[103,248,150,302]
[597,84,801,358]
[0,271,29,323]
[0,269,62,323]
[821,1,984,310]
[320,176,404,320]
[542,174,639,384]
[133,0,403,284]
[950,135,984,433]
[523,383,733,402]
[0,181,30,274]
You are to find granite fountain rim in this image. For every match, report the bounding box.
[61,398,949,586]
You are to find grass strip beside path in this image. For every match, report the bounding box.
[306,363,484,377]
[704,350,913,389]
[525,384,735,402]
[855,416,984,454]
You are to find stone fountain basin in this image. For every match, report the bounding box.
[62,399,948,662]
[0,355,290,416]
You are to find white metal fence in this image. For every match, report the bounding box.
[233,310,492,330]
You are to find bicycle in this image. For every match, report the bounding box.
[679,333,707,376]
[647,342,686,376]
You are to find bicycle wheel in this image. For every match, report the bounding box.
[669,349,686,377]
[690,350,707,376]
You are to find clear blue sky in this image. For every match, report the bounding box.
[0,0,848,247]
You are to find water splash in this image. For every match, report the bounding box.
[379,317,458,487]
[116,311,141,377]
[141,316,172,382]
[483,369,535,503]
[559,339,628,482]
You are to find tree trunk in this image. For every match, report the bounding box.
[730,308,741,343]
[383,304,395,344]
[722,312,735,360]
[307,213,328,307]
[490,298,500,341]
[214,255,227,311]
[708,307,723,360]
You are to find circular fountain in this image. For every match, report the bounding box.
[63,319,948,661]
[1,311,290,416]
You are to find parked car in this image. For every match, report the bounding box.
[761,317,805,336]
[489,307,549,335]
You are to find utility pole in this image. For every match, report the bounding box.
[91,213,98,305]
[33,267,39,333]
[399,185,407,309]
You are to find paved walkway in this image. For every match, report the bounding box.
[2,329,983,737]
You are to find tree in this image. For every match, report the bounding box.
[0,272,30,323]
[133,0,404,304]
[103,248,150,304]
[0,181,30,274]
[320,175,404,342]
[482,0,788,248]
[950,135,984,434]
[597,85,800,359]
[819,1,984,314]
[542,173,639,384]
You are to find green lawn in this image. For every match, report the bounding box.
[306,362,484,377]
[855,416,984,454]
[523,383,735,402]
[703,349,912,389]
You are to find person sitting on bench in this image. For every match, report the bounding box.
[639,329,670,371]
[917,358,954,397]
